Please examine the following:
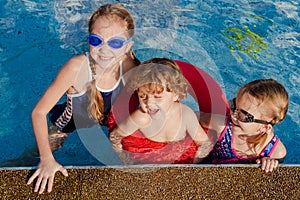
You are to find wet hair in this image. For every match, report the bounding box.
[237,79,289,149]
[237,79,289,125]
[86,4,137,124]
[88,4,135,37]
[127,58,189,100]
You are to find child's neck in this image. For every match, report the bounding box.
[233,131,272,157]
[95,63,120,89]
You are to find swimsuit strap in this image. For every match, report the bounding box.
[119,60,125,85]
[259,135,280,157]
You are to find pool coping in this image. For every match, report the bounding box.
[1,163,300,170]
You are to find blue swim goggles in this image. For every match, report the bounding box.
[87,34,132,49]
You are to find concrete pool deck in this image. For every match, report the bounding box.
[0,165,299,199]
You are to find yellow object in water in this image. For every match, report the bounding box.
[223,25,268,60]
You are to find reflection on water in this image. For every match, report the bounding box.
[0,0,299,165]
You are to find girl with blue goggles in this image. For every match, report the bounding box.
[27,4,140,195]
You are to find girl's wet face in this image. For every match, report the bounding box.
[89,16,132,69]
[231,94,271,136]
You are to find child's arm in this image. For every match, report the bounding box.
[184,106,213,163]
[109,109,149,145]
[27,55,84,193]
[109,128,133,165]
[109,109,149,164]
[109,116,134,160]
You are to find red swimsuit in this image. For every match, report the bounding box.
[121,130,198,164]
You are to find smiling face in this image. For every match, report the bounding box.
[137,83,179,119]
[230,93,273,138]
[89,16,133,69]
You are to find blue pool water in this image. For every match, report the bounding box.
[0,0,299,166]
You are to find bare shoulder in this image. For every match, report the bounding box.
[180,104,200,128]
[180,103,226,135]
[63,54,87,71]
[180,103,196,116]
[129,109,151,128]
[53,54,86,91]
[271,140,287,159]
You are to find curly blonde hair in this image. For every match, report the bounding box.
[127,58,189,100]
[86,4,136,124]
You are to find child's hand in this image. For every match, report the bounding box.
[256,157,279,172]
[194,140,213,163]
[27,159,68,194]
[109,130,123,149]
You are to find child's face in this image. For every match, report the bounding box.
[231,93,272,137]
[137,84,179,118]
[89,16,133,69]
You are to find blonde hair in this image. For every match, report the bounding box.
[127,58,189,100]
[86,4,136,124]
[88,4,135,37]
[237,79,289,149]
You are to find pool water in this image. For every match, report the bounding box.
[0,0,299,165]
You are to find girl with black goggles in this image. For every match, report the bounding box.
[230,98,272,125]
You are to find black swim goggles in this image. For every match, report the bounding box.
[87,34,132,49]
[230,98,272,125]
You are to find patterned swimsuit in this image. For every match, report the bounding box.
[212,120,280,164]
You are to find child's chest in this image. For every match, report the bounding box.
[141,118,187,143]
[231,134,270,158]
[232,140,257,158]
